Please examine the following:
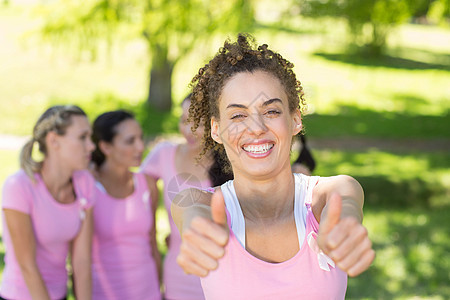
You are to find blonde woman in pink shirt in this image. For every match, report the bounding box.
[90,110,161,300]
[1,105,96,300]
[171,34,376,299]
[140,95,232,300]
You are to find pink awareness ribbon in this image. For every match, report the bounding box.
[307,231,336,271]
[79,197,87,220]
[142,191,150,210]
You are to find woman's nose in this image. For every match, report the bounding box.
[245,114,268,136]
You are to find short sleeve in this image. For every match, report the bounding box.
[140,141,174,179]
[72,170,96,209]
[1,170,34,214]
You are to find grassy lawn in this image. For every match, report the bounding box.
[0,2,449,299]
[311,149,450,298]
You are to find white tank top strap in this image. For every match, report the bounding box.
[293,173,320,249]
[304,175,320,205]
[293,173,307,249]
[221,180,246,247]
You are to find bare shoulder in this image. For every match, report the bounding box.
[143,173,157,185]
[312,175,364,208]
[316,175,362,193]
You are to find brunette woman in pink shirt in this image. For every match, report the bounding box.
[140,95,232,300]
[171,34,376,299]
[1,105,96,300]
[90,110,161,300]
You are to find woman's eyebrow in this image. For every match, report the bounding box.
[226,98,282,110]
[261,98,282,107]
[226,103,248,109]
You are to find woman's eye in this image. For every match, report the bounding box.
[231,114,246,120]
[266,110,281,116]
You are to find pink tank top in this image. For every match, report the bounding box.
[0,170,95,300]
[92,172,161,300]
[200,174,348,300]
[140,142,209,300]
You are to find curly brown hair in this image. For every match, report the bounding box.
[188,33,306,172]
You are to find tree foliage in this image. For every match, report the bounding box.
[298,0,449,56]
[39,0,255,111]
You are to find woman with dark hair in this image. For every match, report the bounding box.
[91,110,161,300]
[292,134,316,175]
[140,94,232,300]
[1,105,95,300]
[172,34,375,299]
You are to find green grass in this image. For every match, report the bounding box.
[311,149,450,207]
[348,207,450,299]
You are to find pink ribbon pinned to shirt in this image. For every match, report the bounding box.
[142,191,150,210]
[79,197,87,220]
[307,231,336,271]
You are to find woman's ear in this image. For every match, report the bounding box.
[45,131,59,150]
[292,108,302,135]
[98,140,112,157]
[211,117,222,144]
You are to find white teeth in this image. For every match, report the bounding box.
[243,143,274,154]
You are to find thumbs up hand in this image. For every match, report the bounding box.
[176,189,229,277]
[317,193,375,277]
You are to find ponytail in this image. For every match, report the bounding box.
[91,147,106,168]
[293,134,316,173]
[20,139,42,180]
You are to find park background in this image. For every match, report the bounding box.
[0,0,449,299]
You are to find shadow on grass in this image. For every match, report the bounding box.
[313,149,450,208]
[347,206,450,299]
[313,52,450,71]
[303,105,450,139]
[357,175,441,208]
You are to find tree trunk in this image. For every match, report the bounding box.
[147,52,174,112]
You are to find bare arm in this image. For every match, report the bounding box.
[71,208,93,300]
[312,175,364,224]
[145,175,162,283]
[3,209,51,300]
[171,188,228,277]
[314,175,375,277]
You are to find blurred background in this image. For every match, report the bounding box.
[0,0,449,299]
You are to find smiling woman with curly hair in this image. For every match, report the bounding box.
[172,33,375,300]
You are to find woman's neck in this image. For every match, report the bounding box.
[175,143,213,181]
[233,167,296,223]
[97,161,135,198]
[97,161,132,184]
[40,159,74,203]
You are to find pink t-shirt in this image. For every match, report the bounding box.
[201,174,348,300]
[92,172,161,300]
[140,141,209,300]
[0,169,95,300]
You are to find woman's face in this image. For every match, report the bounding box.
[211,70,302,179]
[102,119,145,168]
[55,115,95,171]
[179,99,204,149]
